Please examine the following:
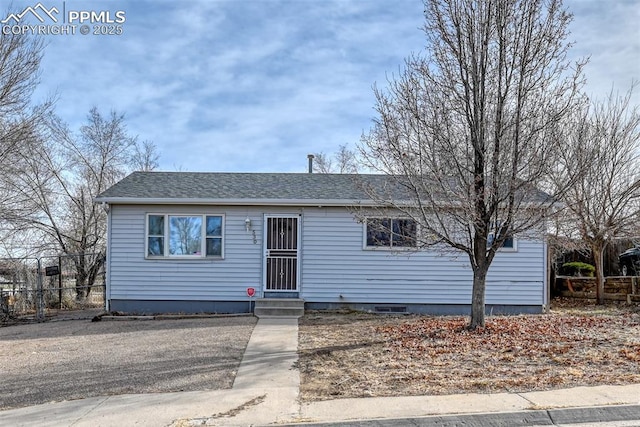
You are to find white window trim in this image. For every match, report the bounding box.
[362,217,418,251]
[145,213,225,259]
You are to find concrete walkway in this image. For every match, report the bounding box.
[1,316,639,426]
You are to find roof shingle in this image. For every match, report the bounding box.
[96,171,552,206]
[96,172,390,203]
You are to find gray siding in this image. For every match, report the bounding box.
[300,208,544,306]
[107,205,545,307]
[108,205,266,301]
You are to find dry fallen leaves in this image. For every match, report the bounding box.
[298,300,640,401]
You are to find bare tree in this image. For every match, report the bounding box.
[131,140,160,172]
[0,26,54,223]
[313,144,358,173]
[360,0,585,329]
[554,85,640,304]
[7,108,158,298]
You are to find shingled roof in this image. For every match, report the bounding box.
[96,171,552,206]
[95,172,395,205]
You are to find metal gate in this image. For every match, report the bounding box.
[264,215,299,291]
[0,253,105,323]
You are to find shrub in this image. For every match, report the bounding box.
[562,261,595,277]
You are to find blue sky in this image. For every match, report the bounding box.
[6,0,640,172]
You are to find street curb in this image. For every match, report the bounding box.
[549,404,640,424]
[276,404,640,426]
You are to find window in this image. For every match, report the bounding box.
[205,215,223,256]
[169,216,202,255]
[487,222,516,250]
[147,215,164,256]
[146,214,224,258]
[487,233,515,249]
[366,218,417,249]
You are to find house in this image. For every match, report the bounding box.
[95,171,548,315]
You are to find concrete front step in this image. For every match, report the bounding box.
[254,298,304,318]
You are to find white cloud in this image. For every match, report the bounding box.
[13,0,640,172]
[566,0,640,103]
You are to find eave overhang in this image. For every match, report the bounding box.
[93,197,381,207]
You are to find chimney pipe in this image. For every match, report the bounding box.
[307,154,314,173]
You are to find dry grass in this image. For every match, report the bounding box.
[298,299,640,401]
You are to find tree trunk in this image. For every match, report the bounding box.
[592,242,606,305]
[75,255,87,301]
[469,266,488,330]
[75,272,87,301]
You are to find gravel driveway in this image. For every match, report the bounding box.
[0,315,257,410]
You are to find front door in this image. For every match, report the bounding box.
[264,215,299,292]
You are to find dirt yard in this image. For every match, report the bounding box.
[0,315,257,410]
[298,299,640,401]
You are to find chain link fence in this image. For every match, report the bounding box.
[0,253,105,323]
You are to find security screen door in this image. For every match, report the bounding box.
[264,216,299,291]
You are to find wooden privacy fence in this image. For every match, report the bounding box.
[556,276,640,303]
